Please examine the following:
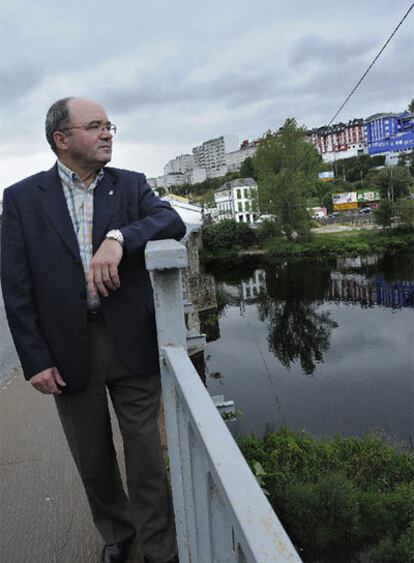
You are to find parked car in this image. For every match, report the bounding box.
[358,207,372,215]
[256,214,277,224]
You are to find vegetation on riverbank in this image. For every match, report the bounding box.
[201,221,414,261]
[262,226,414,258]
[239,428,414,563]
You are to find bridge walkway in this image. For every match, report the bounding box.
[0,370,146,563]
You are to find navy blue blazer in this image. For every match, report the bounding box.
[0,165,186,392]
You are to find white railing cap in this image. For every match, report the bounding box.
[145,239,188,271]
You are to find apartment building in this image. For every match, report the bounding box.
[307,119,367,162]
[192,135,239,178]
[225,139,259,172]
[163,154,194,175]
[364,111,414,162]
[214,178,258,225]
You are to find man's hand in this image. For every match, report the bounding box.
[30,367,66,395]
[88,239,123,298]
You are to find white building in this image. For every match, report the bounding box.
[214,178,258,225]
[163,154,194,175]
[189,167,207,184]
[193,135,239,178]
[225,140,259,172]
[148,172,187,191]
[320,143,367,163]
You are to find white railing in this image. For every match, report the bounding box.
[145,240,302,563]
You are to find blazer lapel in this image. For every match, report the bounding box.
[36,165,81,261]
[92,170,118,252]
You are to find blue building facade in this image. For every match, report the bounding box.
[364,111,414,156]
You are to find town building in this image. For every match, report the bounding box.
[148,172,187,191]
[163,154,194,175]
[364,111,414,163]
[307,119,367,162]
[192,135,239,178]
[225,139,260,172]
[213,178,258,225]
[188,167,207,184]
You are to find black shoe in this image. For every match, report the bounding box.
[101,540,132,563]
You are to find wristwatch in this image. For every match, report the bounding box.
[106,229,124,247]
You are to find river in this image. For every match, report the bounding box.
[204,253,414,447]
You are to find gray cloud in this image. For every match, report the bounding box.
[289,34,373,67]
[0,62,45,104]
[102,66,276,115]
[0,0,412,187]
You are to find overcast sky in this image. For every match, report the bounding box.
[0,0,413,195]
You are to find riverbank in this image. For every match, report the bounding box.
[239,428,414,563]
[201,226,414,261]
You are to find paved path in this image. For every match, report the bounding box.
[0,372,146,563]
[0,295,19,385]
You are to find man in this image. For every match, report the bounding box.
[1,97,185,563]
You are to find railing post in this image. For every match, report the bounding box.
[145,239,191,562]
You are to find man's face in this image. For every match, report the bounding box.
[62,99,113,170]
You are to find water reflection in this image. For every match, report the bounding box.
[330,254,414,308]
[258,298,338,375]
[205,253,414,443]
[257,260,338,374]
[211,254,414,376]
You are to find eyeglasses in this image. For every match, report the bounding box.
[60,121,117,135]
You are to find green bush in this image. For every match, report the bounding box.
[255,219,282,243]
[238,429,414,561]
[202,219,256,251]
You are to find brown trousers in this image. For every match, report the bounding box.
[55,318,176,562]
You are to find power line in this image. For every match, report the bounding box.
[279,2,414,195]
[326,2,414,127]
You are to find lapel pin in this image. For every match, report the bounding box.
[108,190,114,196]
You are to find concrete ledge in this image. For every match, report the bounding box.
[145,240,188,271]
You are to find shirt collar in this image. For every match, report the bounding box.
[57,160,104,190]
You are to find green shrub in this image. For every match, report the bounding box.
[255,219,282,243]
[370,522,414,563]
[202,219,256,251]
[238,429,414,561]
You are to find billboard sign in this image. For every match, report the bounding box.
[332,192,358,211]
[357,190,381,203]
[319,171,335,182]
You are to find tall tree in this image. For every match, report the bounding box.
[367,167,412,201]
[397,150,414,177]
[408,98,414,113]
[255,118,321,240]
[374,200,394,229]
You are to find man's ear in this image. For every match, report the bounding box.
[53,130,69,152]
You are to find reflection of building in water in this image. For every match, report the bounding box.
[336,254,379,270]
[329,272,414,308]
[241,270,266,302]
[219,270,266,309]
